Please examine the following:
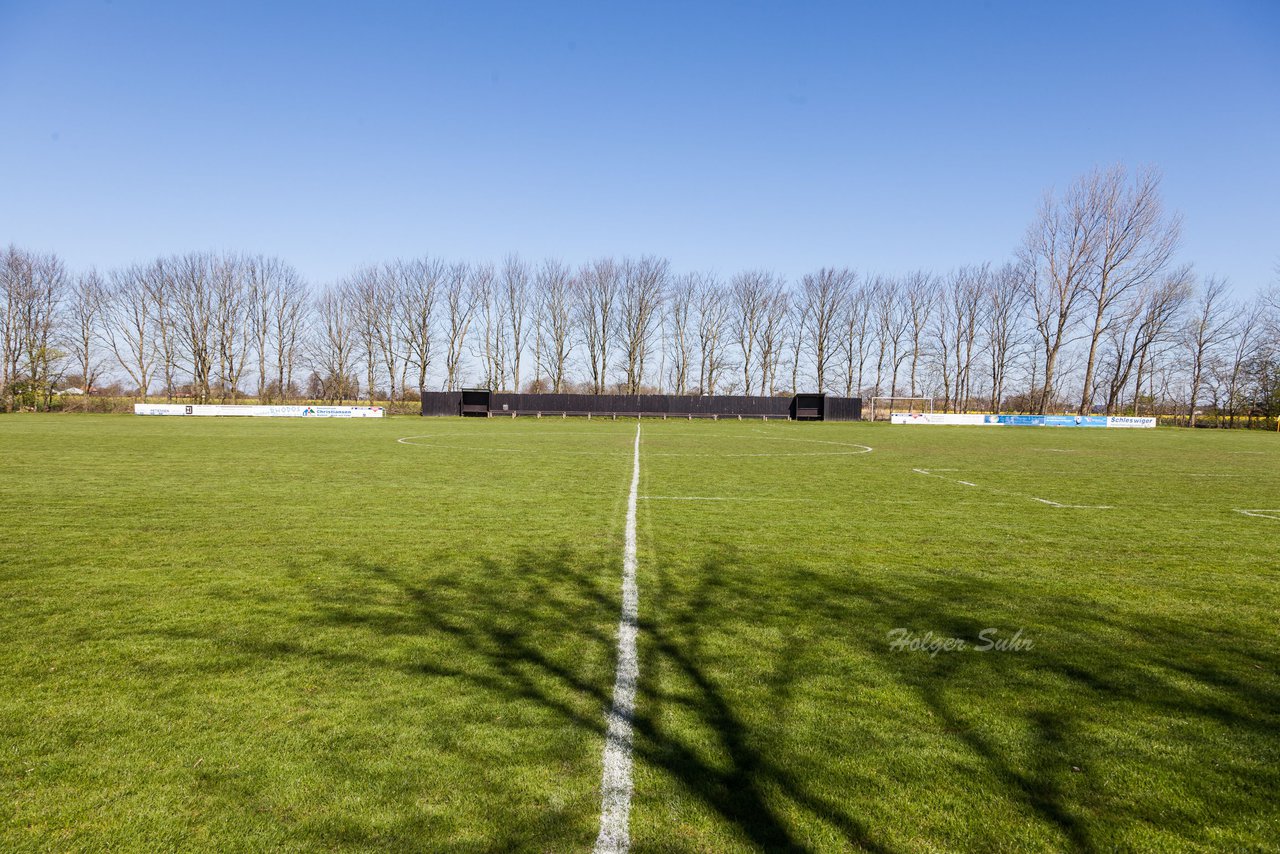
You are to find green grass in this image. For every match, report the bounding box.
[2,414,1278,852]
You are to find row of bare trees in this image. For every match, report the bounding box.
[2,249,311,409]
[3,164,1277,420]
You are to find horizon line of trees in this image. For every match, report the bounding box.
[3,164,1278,424]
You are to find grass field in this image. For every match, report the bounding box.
[2,414,1278,852]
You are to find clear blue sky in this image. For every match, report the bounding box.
[2,0,1277,294]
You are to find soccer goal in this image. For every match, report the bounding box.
[867,396,934,421]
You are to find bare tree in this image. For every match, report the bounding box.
[248,256,275,401]
[730,270,774,393]
[839,282,872,398]
[501,254,530,392]
[1077,165,1180,414]
[946,266,986,411]
[211,254,251,402]
[757,287,790,395]
[103,264,156,399]
[1215,295,1265,426]
[902,271,938,397]
[870,276,906,399]
[145,260,179,401]
[442,262,481,391]
[0,247,20,411]
[245,255,305,402]
[168,252,216,403]
[472,263,506,391]
[312,285,359,402]
[345,265,396,404]
[800,267,851,393]
[694,274,730,394]
[272,267,308,401]
[981,263,1027,412]
[68,269,106,393]
[533,259,574,393]
[1129,270,1193,414]
[1020,169,1107,413]
[26,253,68,409]
[1100,268,1193,414]
[788,295,808,394]
[577,257,619,394]
[393,257,443,397]
[617,256,669,393]
[1182,276,1232,425]
[3,249,68,410]
[665,273,697,395]
[376,266,406,400]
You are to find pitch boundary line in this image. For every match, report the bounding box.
[912,468,1114,509]
[594,424,642,853]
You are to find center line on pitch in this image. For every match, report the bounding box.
[594,424,641,853]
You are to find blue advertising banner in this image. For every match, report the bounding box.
[1044,415,1109,427]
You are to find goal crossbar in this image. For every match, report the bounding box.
[868,396,934,420]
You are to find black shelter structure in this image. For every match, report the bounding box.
[459,388,490,417]
[792,393,825,420]
[421,392,861,421]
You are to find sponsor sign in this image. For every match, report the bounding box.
[889,413,994,426]
[891,412,1158,429]
[995,415,1045,427]
[1105,416,1156,428]
[1044,415,1109,428]
[134,404,384,418]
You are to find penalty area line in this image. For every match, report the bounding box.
[1029,497,1114,509]
[594,423,641,853]
[1235,509,1280,521]
[913,469,1113,509]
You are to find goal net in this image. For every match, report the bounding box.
[867,396,934,421]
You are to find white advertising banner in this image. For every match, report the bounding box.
[890,413,994,426]
[135,404,384,418]
[1104,416,1157,428]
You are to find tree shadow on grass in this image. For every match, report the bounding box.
[303,547,893,852]
[819,567,1280,852]
[150,543,893,850]
[146,544,1279,852]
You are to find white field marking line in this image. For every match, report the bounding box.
[396,435,624,455]
[594,424,641,854]
[647,434,873,458]
[638,495,818,502]
[748,429,874,450]
[397,434,872,458]
[1029,497,1115,509]
[1235,509,1280,521]
[647,450,871,457]
[912,468,1113,509]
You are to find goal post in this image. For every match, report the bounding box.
[867,396,934,421]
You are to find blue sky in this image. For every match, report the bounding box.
[1,1,1277,294]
